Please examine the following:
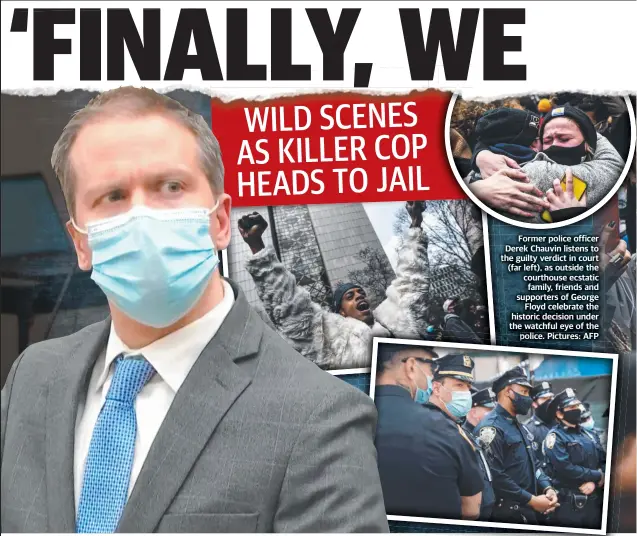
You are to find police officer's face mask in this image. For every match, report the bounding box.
[535,397,553,424]
[509,388,533,416]
[412,365,433,405]
[581,418,595,431]
[440,384,472,420]
[562,408,582,425]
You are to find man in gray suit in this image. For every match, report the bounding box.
[0,87,389,533]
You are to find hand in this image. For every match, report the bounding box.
[238,212,268,254]
[543,489,560,514]
[545,488,558,503]
[598,222,632,290]
[528,494,554,514]
[599,223,631,282]
[546,168,587,211]
[579,482,596,495]
[470,168,550,218]
[476,150,523,179]
[406,201,426,228]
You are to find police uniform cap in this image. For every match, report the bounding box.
[471,387,496,408]
[492,365,532,393]
[530,381,554,401]
[581,401,592,420]
[433,353,475,383]
[547,388,581,420]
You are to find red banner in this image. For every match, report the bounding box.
[212,90,466,207]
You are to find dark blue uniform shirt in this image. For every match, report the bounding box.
[544,424,606,529]
[475,404,552,506]
[543,424,605,491]
[524,417,552,470]
[582,427,605,452]
[463,420,495,520]
[375,385,483,520]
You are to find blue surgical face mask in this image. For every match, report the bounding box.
[73,203,220,328]
[581,418,595,431]
[441,384,473,420]
[414,372,434,405]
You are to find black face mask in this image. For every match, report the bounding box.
[543,142,587,166]
[562,408,582,425]
[535,398,553,425]
[510,391,533,416]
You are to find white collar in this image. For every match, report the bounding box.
[97,279,235,393]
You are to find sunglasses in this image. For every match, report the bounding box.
[402,356,433,365]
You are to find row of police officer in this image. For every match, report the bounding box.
[373,346,606,529]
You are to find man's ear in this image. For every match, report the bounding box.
[431,379,441,395]
[66,220,92,271]
[403,357,416,378]
[212,193,232,251]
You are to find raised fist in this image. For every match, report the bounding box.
[406,201,426,228]
[238,212,268,253]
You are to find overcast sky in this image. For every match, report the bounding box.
[363,201,442,271]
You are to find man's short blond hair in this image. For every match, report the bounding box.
[51,87,224,218]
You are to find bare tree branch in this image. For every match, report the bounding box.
[346,246,396,307]
[392,200,484,303]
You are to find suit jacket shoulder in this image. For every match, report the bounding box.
[7,319,109,385]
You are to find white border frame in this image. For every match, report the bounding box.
[369,337,618,535]
[220,248,229,279]
[328,366,371,376]
[481,211,497,346]
[444,94,636,230]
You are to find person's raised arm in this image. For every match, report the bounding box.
[372,201,431,337]
[240,212,324,359]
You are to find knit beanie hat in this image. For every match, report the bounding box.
[540,105,598,152]
[475,107,541,148]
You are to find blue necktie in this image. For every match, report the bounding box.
[76,355,155,533]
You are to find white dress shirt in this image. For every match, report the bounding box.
[73,280,235,513]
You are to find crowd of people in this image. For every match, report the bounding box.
[374,345,607,530]
[450,94,632,224]
[421,296,489,344]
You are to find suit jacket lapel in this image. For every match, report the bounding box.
[45,318,110,533]
[117,284,263,533]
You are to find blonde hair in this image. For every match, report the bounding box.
[51,87,224,217]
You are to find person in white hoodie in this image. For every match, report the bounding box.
[239,202,430,370]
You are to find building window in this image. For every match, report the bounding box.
[271,205,333,309]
